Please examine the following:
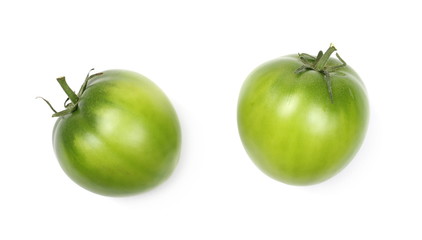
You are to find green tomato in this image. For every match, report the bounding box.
[44,70,181,196]
[237,46,369,185]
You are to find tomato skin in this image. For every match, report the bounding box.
[237,55,369,185]
[53,70,181,196]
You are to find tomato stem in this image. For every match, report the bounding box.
[295,44,347,103]
[57,77,79,104]
[38,69,102,117]
[315,44,337,71]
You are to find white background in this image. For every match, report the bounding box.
[1,0,421,239]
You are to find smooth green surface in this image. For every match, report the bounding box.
[53,70,181,196]
[237,55,369,185]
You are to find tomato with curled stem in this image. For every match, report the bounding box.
[237,45,369,185]
[40,69,181,196]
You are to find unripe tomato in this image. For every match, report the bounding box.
[237,46,369,185]
[43,70,181,196]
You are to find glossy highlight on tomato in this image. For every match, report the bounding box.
[237,46,369,185]
[43,70,181,196]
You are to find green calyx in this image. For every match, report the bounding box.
[38,69,103,117]
[295,44,347,103]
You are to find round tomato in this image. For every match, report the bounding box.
[237,45,369,185]
[42,69,181,196]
